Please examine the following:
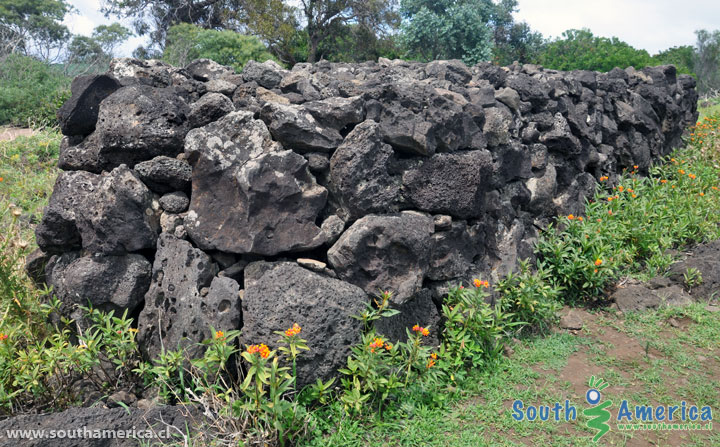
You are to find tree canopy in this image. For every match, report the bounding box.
[0,0,72,58]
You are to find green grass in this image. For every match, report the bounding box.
[0,129,61,243]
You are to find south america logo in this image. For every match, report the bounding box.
[583,376,612,442]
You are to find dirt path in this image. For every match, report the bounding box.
[0,126,36,142]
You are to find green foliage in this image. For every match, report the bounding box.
[67,23,131,71]
[314,23,402,63]
[694,29,720,95]
[0,0,71,56]
[536,28,654,72]
[400,0,495,65]
[0,54,70,126]
[536,114,720,302]
[163,23,276,71]
[0,214,140,412]
[654,45,695,76]
[495,260,562,334]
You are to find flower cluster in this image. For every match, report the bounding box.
[473,278,490,288]
[246,343,270,358]
[411,324,430,337]
[284,323,302,337]
[426,352,438,369]
[214,330,225,340]
[0,333,7,341]
[369,337,391,353]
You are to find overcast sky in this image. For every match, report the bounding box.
[63,0,720,57]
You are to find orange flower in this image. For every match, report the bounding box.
[246,343,270,358]
[0,333,7,341]
[608,210,613,215]
[599,176,609,181]
[0,177,3,182]
[421,328,430,337]
[660,179,667,184]
[679,169,686,175]
[284,323,302,337]
[412,324,421,332]
[430,352,438,360]
[633,165,638,170]
[618,186,624,192]
[712,186,719,191]
[578,216,583,221]
[427,359,436,368]
[567,214,575,220]
[473,278,483,287]
[594,269,598,273]
[631,194,637,198]
[215,330,225,340]
[384,343,392,351]
[596,218,602,222]
[369,337,385,353]
[594,259,603,266]
[688,174,696,179]
[699,192,705,197]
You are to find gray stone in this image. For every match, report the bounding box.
[428,221,483,281]
[186,58,234,82]
[134,156,192,194]
[495,87,521,112]
[159,191,190,213]
[329,121,400,220]
[327,213,434,304]
[242,262,367,387]
[260,102,344,152]
[242,60,287,89]
[205,78,237,96]
[137,234,240,360]
[374,289,441,347]
[184,111,327,255]
[559,309,583,330]
[667,240,720,300]
[188,92,234,128]
[75,165,159,255]
[321,215,345,244]
[94,85,190,169]
[36,171,99,253]
[58,74,122,136]
[303,96,364,129]
[613,282,693,312]
[483,106,513,147]
[403,150,494,219]
[45,252,151,319]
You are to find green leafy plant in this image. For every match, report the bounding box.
[683,267,704,289]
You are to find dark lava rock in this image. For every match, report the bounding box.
[188,92,234,128]
[36,171,99,253]
[184,111,327,255]
[45,252,151,320]
[75,165,158,255]
[260,102,344,152]
[134,156,192,194]
[242,261,367,387]
[329,121,400,220]
[137,234,241,360]
[327,212,434,304]
[57,74,122,137]
[159,191,190,213]
[94,85,190,169]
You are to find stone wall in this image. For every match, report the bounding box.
[34,57,698,385]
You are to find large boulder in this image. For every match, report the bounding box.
[75,165,159,255]
[259,102,344,152]
[242,262,367,387]
[329,121,400,220]
[327,212,435,304]
[188,92,234,129]
[36,171,99,253]
[137,234,241,360]
[667,240,720,301]
[93,85,190,169]
[184,111,327,255]
[57,74,122,136]
[45,252,151,321]
[402,150,494,219]
[241,60,287,89]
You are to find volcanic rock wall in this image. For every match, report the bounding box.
[35,57,698,385]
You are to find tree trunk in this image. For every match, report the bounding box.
[307,33,320,63]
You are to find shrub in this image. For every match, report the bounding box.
[0,54,70,126]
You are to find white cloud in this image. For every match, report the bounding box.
[514,0,720,54]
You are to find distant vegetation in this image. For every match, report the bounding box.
[1,0,720,126]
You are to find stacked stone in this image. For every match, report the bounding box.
[33,57,698,385]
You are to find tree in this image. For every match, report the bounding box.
[0,0,72,60]
[67,23,132,71]
[653,45,695,76]
[240,0,305,65]
[100,0,244,47]
[536,29,654,72]
[694,29,720,95]
[163,23,275,70]
[298,0,399,63]
[490,0,545,65]
[317,22,401,62]
[399,0,495,65]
